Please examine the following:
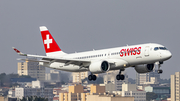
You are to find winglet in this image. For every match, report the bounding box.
[12,47,27,56]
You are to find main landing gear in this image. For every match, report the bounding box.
[156,61,163,74]
[116,69,125,80]
[88,73,97,81]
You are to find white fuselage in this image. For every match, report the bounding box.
[41,43,171,73]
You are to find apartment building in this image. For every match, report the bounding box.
[17,59,45,81]
[72,72,88,83]
[171,72,180,101]
[136,69,160,85]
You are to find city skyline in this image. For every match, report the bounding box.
[0,1,180,79]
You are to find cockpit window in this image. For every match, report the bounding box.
[159,47,165,50]
[154,47,159,51]
[154,47,167,51]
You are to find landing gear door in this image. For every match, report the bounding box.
[144,46,149,57]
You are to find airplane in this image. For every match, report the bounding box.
[13,26,172,81]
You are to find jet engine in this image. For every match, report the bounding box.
[89,61,110,73]
[134,64,154,73]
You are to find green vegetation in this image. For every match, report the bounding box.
[0,73,18,87]
[0,73,33,87]
[20,96,48,101]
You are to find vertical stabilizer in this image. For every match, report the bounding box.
[40,26,66,56]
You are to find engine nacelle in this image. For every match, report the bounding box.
[89,61,110,74]
[134,64,154,73]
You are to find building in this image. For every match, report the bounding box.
[32,80,44,88]
[171,72,180,101]
[17,59,45,81]
[60,93,134,101]
[104,83,116,93]
[90,84,105,94]
[143,77,159,85]
[0,96,4,101]
[145,86,170,99]
[7,88,15,98]
[59,93,90,101]
[45,70,61,82]
[104,70,128,92]
[59,84,85,101]
[72,72,88,83]
[113,83,146,101]
[69,84,84,93]
[53,88,67,101]
[59,84,133,101]
[13,80,53,100]
[15,87,53,101]
[136,69,160,85]
[87,94,134,101]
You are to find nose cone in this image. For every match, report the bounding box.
[162,51,172,60]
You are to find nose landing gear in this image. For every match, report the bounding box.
[116,69,125,80]
[158,70,163,74]
[156,61,163,74]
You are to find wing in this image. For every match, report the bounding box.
[41,57,90,66]
[13,47,91,67]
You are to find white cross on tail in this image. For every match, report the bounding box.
[44,35,52,49]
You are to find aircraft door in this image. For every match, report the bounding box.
[108,51,111,58]
[144,46,149,57]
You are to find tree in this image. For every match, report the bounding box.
[19,75,32,78]
[0,73,33,87]
[20,96,48,101]
[20,97,26,101]
[146,92,158,101]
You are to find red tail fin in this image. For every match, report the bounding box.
[40,26,66,56]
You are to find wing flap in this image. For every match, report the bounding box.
[41,57,91,66]
[17,58,50,63]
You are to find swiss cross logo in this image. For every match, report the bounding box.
[44,35,52,49]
